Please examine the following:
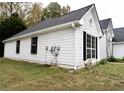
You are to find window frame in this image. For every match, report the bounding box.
[16,40,20,54]
[86,34,96,59]
[31,37,38,54]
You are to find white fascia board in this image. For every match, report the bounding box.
[3,20,79,43]
[82,4,94,19]
[112,42,124,44]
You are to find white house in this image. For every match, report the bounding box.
[99,18,114,59]
[3,4,109,69]
[113,27,124,58]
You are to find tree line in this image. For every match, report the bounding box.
[0,2,70,57]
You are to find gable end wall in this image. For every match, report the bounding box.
[74,7,101,69]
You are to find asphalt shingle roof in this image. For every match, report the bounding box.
[11,4,94,38]
[113,27,124,42]
[100,18,111,30]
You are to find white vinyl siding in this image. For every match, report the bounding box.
[4,27,75,69]
[99,34,107,59]
[113,43,124,58]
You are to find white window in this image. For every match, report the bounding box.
[86,34,96,59]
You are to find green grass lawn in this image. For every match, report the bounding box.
[0,58,124,90]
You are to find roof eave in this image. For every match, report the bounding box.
[3,20,80,43]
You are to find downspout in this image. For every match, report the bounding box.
[72,23,77,29]
[72,23,77,70]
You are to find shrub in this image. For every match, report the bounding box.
[116,58,122,62]
[107,56,117,62]
[122,57,124,61]
[107,56,124,62]
[99,59,108,65]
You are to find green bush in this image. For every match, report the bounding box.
[116,58,122,62]
[107,56,124,62]
[99,59,108,65]
[122,57,124,61]
[107,56,117,62]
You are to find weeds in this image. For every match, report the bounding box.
[0,58,124,90]
[99,59,108,65]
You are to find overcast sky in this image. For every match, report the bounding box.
[38,0,124,28]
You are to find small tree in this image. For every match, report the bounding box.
[49,45,61,66]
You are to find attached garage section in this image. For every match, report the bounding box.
[113,27,124,58]
[113,43,124,58]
